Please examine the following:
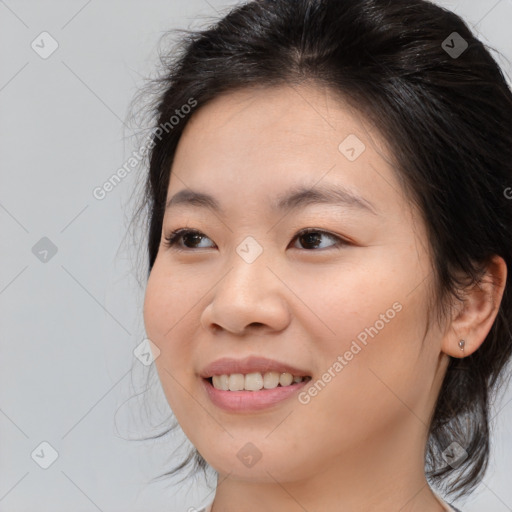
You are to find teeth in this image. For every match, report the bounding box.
[214,374,229,391]
[243,372,263,391]
[211,372,307,391]
[228,373,245,391]
[279,372,293,387]
[263,371,280,389]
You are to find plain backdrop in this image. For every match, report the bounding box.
[1,1,511,511]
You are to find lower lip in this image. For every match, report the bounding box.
[202,377,310,412]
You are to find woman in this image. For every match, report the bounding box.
[135,0,512,510]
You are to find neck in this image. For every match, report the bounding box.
[210,415,445,512]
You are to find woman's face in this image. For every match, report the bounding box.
[143,84,449,484]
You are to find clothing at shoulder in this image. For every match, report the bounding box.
[195,503,213,512]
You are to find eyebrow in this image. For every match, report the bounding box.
[165,183,378,216]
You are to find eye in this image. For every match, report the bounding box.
[290,228,348,250]
[163,227,349,252]
[163,228,215,250]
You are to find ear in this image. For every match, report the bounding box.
[442,255,507,358]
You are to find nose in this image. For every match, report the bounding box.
[199,249,291,336]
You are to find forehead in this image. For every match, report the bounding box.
[169,84,407,218]
[177,84,372,159]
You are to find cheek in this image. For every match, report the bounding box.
[291,312,432,464]
[143,260,201,346]
[293,252,433,428]
[285,250,416,353]
[143,263,197,398]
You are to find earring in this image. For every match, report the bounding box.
[458,339,465,351]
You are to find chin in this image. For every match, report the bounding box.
[199,442,315,484]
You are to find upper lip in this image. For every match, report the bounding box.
[200,355,311,378]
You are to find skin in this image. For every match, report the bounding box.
[143,83,507,512]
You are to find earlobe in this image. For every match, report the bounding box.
[441,255,507,358]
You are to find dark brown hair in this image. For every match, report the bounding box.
[131,0,512,500]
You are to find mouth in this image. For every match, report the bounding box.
[202,373,312,412]
[199,356,313,411]
[204,372,312,392]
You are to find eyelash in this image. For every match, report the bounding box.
[163,227,350,252]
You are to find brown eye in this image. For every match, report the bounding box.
[163,227,349,252]
[291,229,348,250]
[164,229,215,250]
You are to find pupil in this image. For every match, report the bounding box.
[186,233,201,247]
[303,232,320,248]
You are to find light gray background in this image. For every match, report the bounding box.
[1,1,511,511]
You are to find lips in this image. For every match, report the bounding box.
[199,355,311,378]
